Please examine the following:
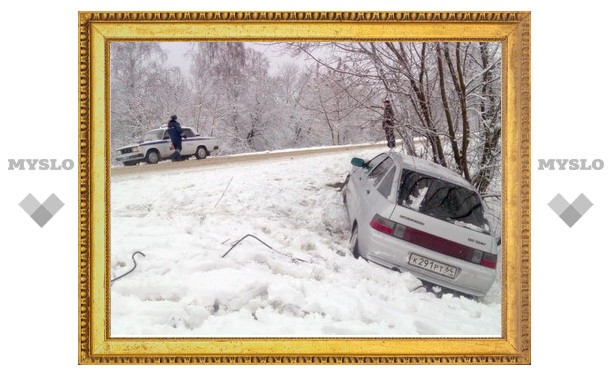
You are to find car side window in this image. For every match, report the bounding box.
[376,166,396,198]
[365,153,388,173]
[183,129,194,138]
[162,131,169,140]
[368,157,393,187]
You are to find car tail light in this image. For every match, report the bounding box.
[369,214,395,235]
[369,214,496,269]
[480,253,497,268]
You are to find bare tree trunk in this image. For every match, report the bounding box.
[436,43,462,169]
[472,42,502,193]
[443,43,471,181]
[386,42,447,166]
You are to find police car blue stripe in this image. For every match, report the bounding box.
[139,141,170,147]
[139,138,213,147]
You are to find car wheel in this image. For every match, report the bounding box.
[195,146,208,159]
[349,223,361,259]
[145,150,160,164]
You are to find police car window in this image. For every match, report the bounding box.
[376,166,396,198]
[143,130,163,142]
[183,129,194,138]
[368,157,393,187]
[162,131,170,140]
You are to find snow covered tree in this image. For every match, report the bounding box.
[188,42,280,153]
[110,42,189,155]
[469,42,502,194]
[271,62,313,148]
[297,61,379,145]
[285,42,502,194]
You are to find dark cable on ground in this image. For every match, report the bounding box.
[214,177,233,209]
[221,234,310,263]
[111,251,146,283]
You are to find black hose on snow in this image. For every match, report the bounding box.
[111,251,146,283]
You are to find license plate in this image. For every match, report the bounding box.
[408,253,458,278]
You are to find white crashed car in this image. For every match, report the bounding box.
[115,127,219,166]
[342,152,498,298]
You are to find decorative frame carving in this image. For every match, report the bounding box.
[78,11,530,364]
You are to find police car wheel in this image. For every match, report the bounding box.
[145,150,160,164]
[195,146,208,159]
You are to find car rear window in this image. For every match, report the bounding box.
[398,169,490,234]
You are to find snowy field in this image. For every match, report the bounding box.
[110,147,502,337]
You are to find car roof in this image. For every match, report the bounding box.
[149,125,194,131]
[389,151,476,191]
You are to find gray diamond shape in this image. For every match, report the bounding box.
[19,194,41,216]
[42,194,64,215]
[571,193,593,215]
[559,206,581,227]
[548,194,569,216]
[30,205,53,227]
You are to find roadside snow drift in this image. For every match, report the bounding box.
[110,147,501,337]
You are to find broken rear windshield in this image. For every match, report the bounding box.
[398,169,490,234]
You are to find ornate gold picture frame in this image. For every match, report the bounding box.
[78,11,530,364]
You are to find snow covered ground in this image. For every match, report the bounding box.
[110,146,502,337]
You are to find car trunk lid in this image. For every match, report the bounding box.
[384,204,496,271]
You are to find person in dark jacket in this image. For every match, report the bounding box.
[382,100,396,149]
[167,114,184,161]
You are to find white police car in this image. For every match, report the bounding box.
[115,127,219,166]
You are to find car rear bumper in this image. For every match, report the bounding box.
[359,225,496,297]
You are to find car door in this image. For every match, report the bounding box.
[158,130,173,158]
[345,153,388,223]
[181,128,197,155]
[357,156,397,224]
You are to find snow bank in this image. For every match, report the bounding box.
[110,147,501,337]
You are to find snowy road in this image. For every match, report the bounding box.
[110,145,501,337]
[110,141,389,176]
